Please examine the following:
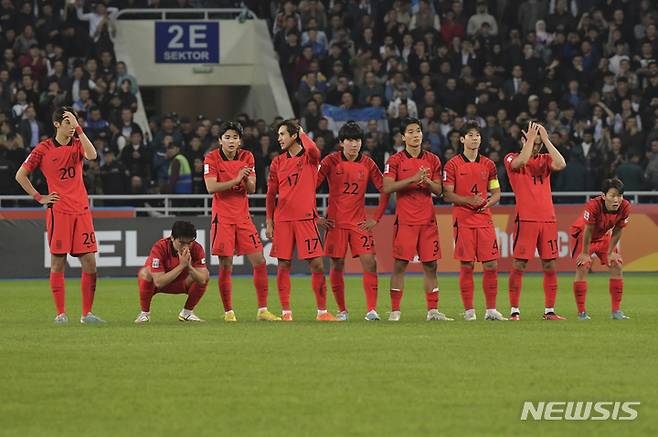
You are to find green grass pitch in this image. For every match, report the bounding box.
[0,273,656,436]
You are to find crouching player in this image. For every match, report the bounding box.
[135,221,209,323]
[570,178,631,320]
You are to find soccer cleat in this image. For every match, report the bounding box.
[485,309,508,321]
[509,312,521,321]
[578,311,591,320]
[281,311,293,321]
[178,310,204,322]
[364,310,380,321]
[134,311,150,323]
[224,310,237,322]
[257,309,281,321]
[316,312,338,321]
[464,309,477,321]
[336,311,348,321]
[427,309,454,321]
[611,310,629,320]
[54,313,69,324]
[388,311,401,321]
[80,312,106,324]
[542,312,566,320]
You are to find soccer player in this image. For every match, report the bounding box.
[15,107,104,324]
[135,221,209,323]
[570,178,631,320]
[266,119,337,321]
[316,121,389,321]
[504,121,567,320]
[443,121,506,321]
[383,117,452,321]
[204,121,280,322]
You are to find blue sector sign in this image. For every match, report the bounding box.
[155,22,219,63]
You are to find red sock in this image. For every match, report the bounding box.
[49,271,66,314]
[218,268,232,312]
[509,268,523,308]
[425,288,439,310]
[390,288,403,311]
[482,269,498,310]
[543,270,558,308]
[573,280,587,313]
[81,272,96,315]
[609,278,623,312]
[311,271,327,311]
[277,266,291,311]
[253,264,268,309]
[185,280,208,310]
[460,265,474,310]
[138,276,156,312]
[329,269,346,312]
[363,271,378,312]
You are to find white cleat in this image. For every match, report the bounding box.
[54,313,69,324]
[134,311,150,323]
[178,309,204,322]
[388,310,401,321]
[336,311,349,321]
[464,309,477,321]
[427,309,454,321]
[364,310,380,321]
[485,309,508,321]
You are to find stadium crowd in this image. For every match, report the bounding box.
[1,0,658,198]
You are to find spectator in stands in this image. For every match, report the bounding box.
[164,143,192,194]
[100,147,130,196]
[616,153,646,191]
[116,62,138,95]
[467,0,498,36]
[645,140,658,190]
[121,130,151,182]
[17,104,43,149]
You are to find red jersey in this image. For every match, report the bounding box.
[145,238,206,273]
[204,148,254,224]
[317,151,387,229]
[504,152,555,222]
[21,137,90,214]
[570,196,631,241]
[443,153,498,228]
[383,149,442,225]
[266,132,320,222]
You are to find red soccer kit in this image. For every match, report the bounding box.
[317,151,387,258]
[266,132,323,260]
[204,148,262,256]
[384,149,442,262]
[21,137,96,255]
[144,238,207,293]
[569,196,631,265]
[444,153,499,262]
[504,152,558,259]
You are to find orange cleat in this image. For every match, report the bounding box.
[281,312,293,321]
[316,312,338,321]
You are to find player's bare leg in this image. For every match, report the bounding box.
[423,261,453,321]
[51,254,68,323]
[609,260,628,319]
[388,259,408,321]
[541,259,565,320]
[277,259,293,320]
[482,260,505,320]
[79,253,104,324]
[509,258,528,320]
[309,257,337,321]
[135,267,154,323]
[245,252,280,320]
[219,256,236,321]
[329,257,348,320]
[574,262,590,320]
[178,273,208,322]
[359,254,380,321]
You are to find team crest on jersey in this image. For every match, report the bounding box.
[204,164,209,175]
[152,258,160,268]
[201,257,206,265]
[384,164,390,173]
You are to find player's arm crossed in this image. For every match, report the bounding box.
[204,167,252,193]
[383,163,428,194]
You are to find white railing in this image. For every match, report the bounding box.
[115,7,257,21]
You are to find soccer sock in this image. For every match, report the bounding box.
[311,271,327,311]
[49,271,66,314]
[138,276,155,312]
[253,264,268,309]
[482,269,498,310]
[543,270,558,310]
[390,288,403,311]
[573,280,588,313]
[218,268,233,312]
[184,280,208,310]
[609,278,624,312]
[277,266,291,312]
[362,271,378,312]
[81,272,96,315]
[329,268,346,312]
[459,265,474,310]
[509,268,524,309]
[425,288,439,310]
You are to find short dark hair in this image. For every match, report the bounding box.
[52,106,77,124]
[218,121,243,139]
[400,117,422,134]
[277,118,300,138]
[338,120,363,142]
[171,221,197,240]
[460,121,481,137]
[602,177,624,194]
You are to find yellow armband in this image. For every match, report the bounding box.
[488,179,500,190]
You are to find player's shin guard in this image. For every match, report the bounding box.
[609,278,623,312]
[425,288,439,310]
[363,271,378,312]
[50,271,66,314]
[482,269,498,310]
[509,268,524,308]
[185,280,208,310]
[218,268,232,312]
[459,265,475,310]
[81,272,96,315]
[253,264,268,309]
[277,266,291,311]
[138,276,155,312]
[390,288,403,311]
[543,270,558,309]
[311,271,327,311]
[329,268,346,312]
[573,280,588,313]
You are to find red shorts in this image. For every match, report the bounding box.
[211,220,262,256]
[324,227,375,258]
[570,232,618,266]
[453,225,499,262]
[46,208,97,255]
[270,219,323,260]
[512,221,558,260]
[393,222,441,262]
